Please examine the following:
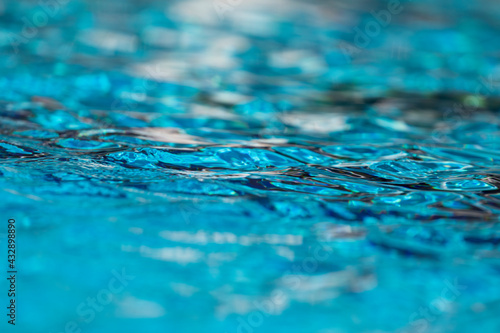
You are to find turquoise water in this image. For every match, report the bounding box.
[1,0,500,332]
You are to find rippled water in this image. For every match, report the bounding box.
[2,0,500,332]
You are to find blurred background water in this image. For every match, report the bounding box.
[1,0,500,332]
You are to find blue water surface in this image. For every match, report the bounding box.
[1,0,500,332]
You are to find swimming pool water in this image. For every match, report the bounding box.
[1,0,500,332]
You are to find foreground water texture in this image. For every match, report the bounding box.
[1,0,500,332]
